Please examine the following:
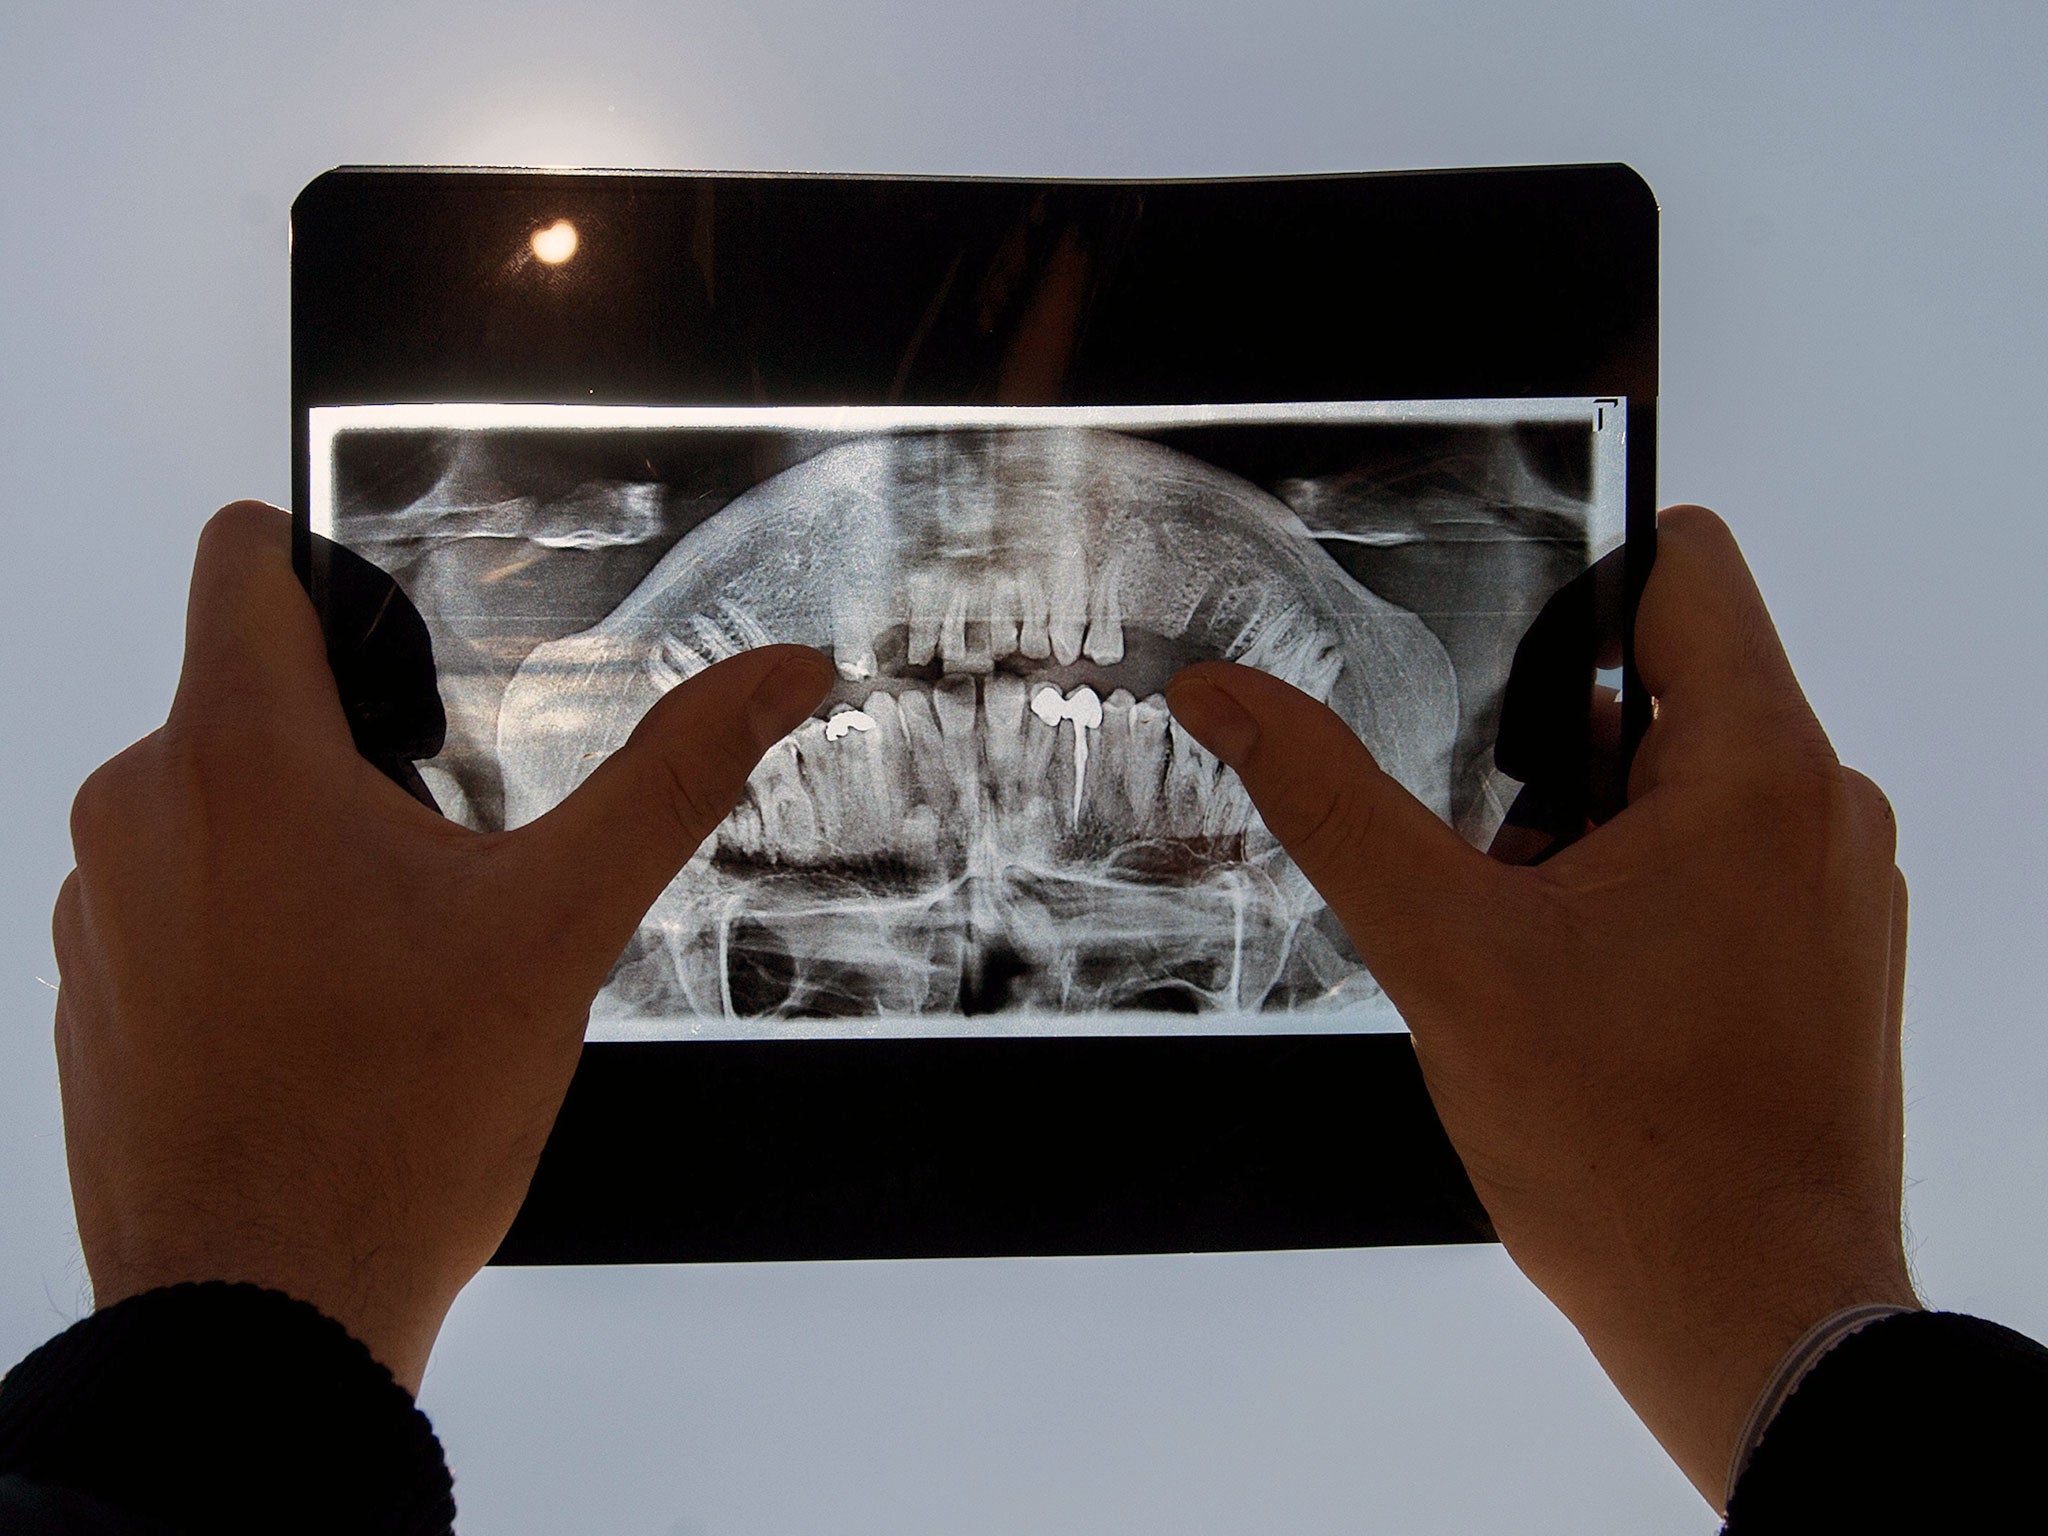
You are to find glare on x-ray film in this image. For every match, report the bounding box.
[310,401,1624,1040]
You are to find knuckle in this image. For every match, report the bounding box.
[51,869,82,958]
[1839,767,1898,854]
[67,772,111,853]
[1725,755,1897,877]
[1285,777,1380,883]
[651,746,742,849]
[68,730,208,863]
[67,743,148,854]
[165,692,265,765]
[1734,759,1835,837]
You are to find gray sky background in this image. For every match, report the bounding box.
[3,4,2044,1532]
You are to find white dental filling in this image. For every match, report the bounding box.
[1030,683,1102,826]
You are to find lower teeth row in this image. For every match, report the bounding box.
[711,677,1255,868]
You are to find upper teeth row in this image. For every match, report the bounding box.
[839,555,1127,679]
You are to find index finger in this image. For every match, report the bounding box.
[1165,661,1500,998]
[168,501,352,747]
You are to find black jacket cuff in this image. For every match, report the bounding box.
[1725,1309,2048,1532]
[0,1281,454,1535]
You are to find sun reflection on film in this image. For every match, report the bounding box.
[530,219,579,264]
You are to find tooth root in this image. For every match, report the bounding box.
[939,584,968,670]
[1069,688,1101,830]
[831,587,877,682]
[1067,730,1086,828]
[1166,718,1220,835]
[1028,685,1104,828]
[906,573,945,667]
[932,674,981,801]
[717,798,763,859]
[894,689,955,813]
[1023,683,1064,807]
[648,631,709,690]
[902,804,941,865]
[1083,558,1126,665]
[715,596,776,654]
[940,582,992,674]
[791,720,856,855]
[750,740,820,861]
[687,613,738,662]
[1016,571,1052,660]
[1269,615,1342,704]
[987,575,1021,660]
[1235,602,1314,676]
[832,583,891,683]
[1124,696,1170,824]
[834,642,878,683]
[1048,553,1087,667]
[1203,765,1255,840]
[1088,689,1136,827]
[858,692,912,825]
[984,674,1029,787]
[1300,644,1343,703]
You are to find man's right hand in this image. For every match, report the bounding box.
[52,503,834,1398]
[1166,505,1917,1509]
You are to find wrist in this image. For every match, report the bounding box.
[1722,1300,1918,1507]
[1563,1239,1918,1509]
[85,1238,452,1396]
[1496,1171,1916,1510]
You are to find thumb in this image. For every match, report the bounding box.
[1165,661,1499,997]
[504,644,834,954]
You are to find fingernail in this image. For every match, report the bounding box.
[1166,676,1261,768]
[746,650,834,751]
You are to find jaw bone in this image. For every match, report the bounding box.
[496,427,1459,1021]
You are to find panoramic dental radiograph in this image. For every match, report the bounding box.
[314,401,1621,1039]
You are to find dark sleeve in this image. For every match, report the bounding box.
[1724,1309,2048,1532]
[0,1281,455,1536]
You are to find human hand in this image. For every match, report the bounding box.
[1165,506,1915,1506]
[52,503,832,1393]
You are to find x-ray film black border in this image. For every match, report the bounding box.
[288,163,1658,412]
[290,162,1657,1262]
[494,1034,1492,1264]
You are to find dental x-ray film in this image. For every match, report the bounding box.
[312,397,1623,1041]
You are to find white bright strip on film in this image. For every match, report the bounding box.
[307,397,1623,541]
[307,399,1625,1041]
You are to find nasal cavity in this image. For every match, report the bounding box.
[959,943,1031,1015]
